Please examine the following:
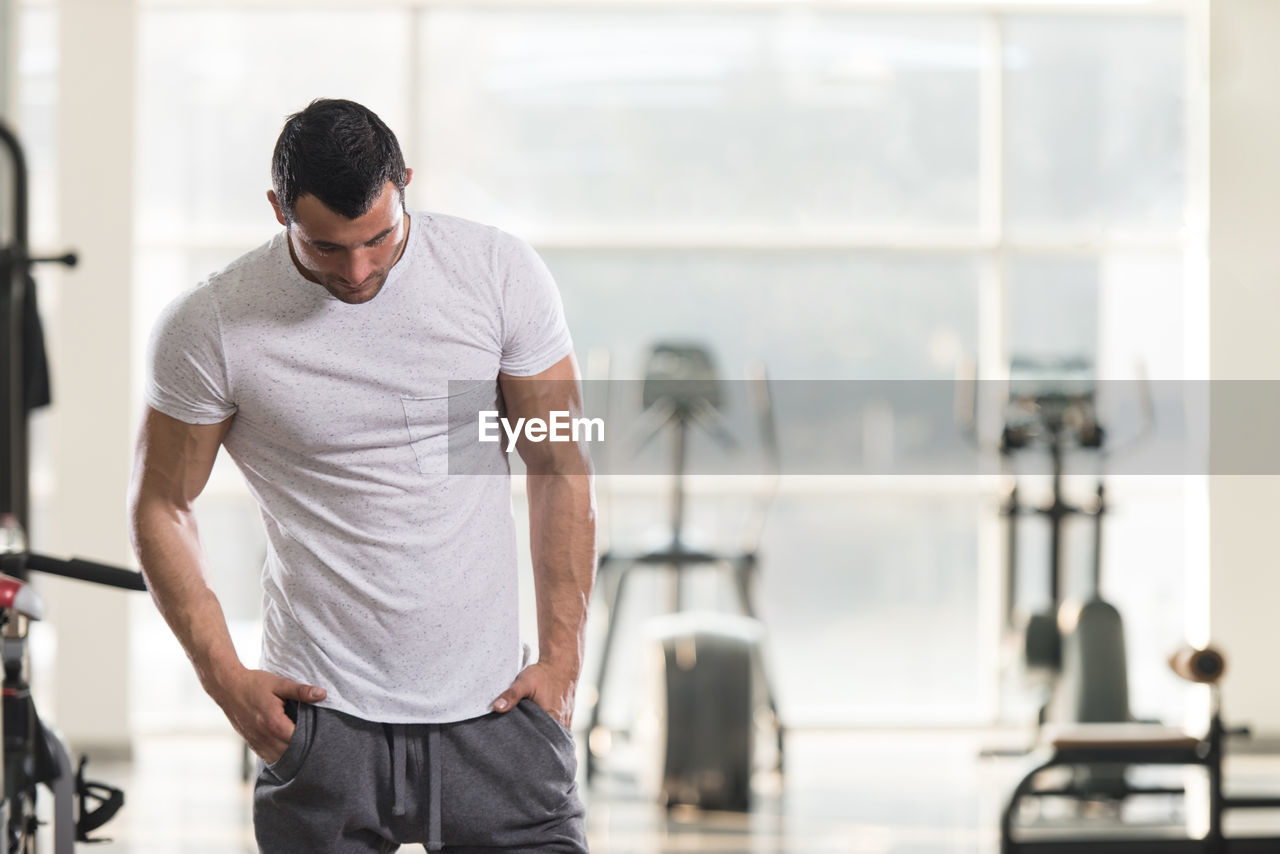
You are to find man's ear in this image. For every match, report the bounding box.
[405,167,413,187]
[267,190,288,227]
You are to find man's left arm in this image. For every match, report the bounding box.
[491,353,597,728]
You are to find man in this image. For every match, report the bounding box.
[128,99,595,853]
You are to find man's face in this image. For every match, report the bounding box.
[269,175,412,305]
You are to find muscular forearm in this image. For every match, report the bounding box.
[526,471,596,683]
[128,409,319,761]
[129,495,243,695]
[493,356,597,722]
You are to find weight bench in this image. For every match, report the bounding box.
[1001,646,1280,854]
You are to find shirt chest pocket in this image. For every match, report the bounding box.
[401,381,505,476]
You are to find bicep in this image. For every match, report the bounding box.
[498,354,591,474]
[131,407,232,510]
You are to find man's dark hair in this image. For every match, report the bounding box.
[271,98,408,222]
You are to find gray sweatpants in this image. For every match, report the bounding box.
[253,699,589,853]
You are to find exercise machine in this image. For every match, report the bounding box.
[583,343,784,812]
[0,517,144,853]
[1002,644,1280,853]
[994,358,1147,741]
[2,121,147,851]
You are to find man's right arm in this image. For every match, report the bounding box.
[127,406,325,763]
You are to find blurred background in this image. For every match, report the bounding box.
[4,0,1280,851]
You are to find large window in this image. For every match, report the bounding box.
[129,1,1191,730]
[420,9,984,236]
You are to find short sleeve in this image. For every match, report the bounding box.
[144,284,237,424]
[497,235,574,377]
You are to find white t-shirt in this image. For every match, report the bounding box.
[144,212,574,723]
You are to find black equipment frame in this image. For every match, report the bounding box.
[1002,671,1280,853]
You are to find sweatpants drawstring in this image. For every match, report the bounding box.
[387,724,408,817]
[426,725,442,852]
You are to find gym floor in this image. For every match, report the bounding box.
[54,729,1280,853]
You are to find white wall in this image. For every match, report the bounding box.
[0,0,11,121]
[41,0,134,752]
[1206,0,1280,735]
[1,0,13,241]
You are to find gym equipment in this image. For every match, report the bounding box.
[0,519,138,853]
[2,122,146,851]
[1002,644,1280,853]
[583,343,784,811]
[0,123,73,534]
[993,357,1148,738]
[633,611,771,812]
